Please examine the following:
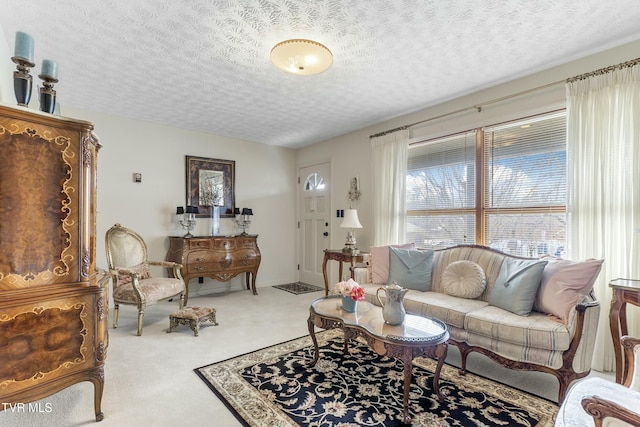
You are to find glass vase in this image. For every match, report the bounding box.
[210,206,220,236]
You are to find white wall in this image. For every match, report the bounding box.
[0,24,17,104]
[297,39,640,252]
[61,106,298,294]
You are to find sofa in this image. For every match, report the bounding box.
[353,244,603,403]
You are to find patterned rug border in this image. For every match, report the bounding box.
[194,330,558,427]
[194,333,312,427]
[272,282,324,295]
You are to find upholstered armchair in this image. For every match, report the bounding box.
[556,335,640,427]
[105,223,185,336]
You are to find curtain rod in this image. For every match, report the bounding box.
[566,56,640,83]
[369,79,564,139]
[370,55,640,140]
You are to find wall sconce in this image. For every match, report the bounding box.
[348,176,360,204]
[340,209,363,254]
[177,205,198,238]
[235,208,253,235]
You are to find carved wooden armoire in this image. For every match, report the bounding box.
[0,105,108,421]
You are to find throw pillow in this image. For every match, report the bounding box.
[488,258,548,316]
[388,247,434,291]
[534,258,603,322]
[117,262,151,286]
[370,243,415,284]
[441,260,487,299]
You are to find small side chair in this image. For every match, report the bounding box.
[105,223,185,336]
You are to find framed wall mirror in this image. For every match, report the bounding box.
[186,155,235,218]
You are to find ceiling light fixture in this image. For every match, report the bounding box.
[270,39,333,75]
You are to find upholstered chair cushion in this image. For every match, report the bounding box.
[113,277,184,304]
[488,258,547,316]
[370,243,415,284]
[441,260,487,299]
[116,262,151,286]
[534,258,603,323]
[388,247,434,291]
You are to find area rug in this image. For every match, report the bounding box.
[195,329,558,427]
[273,282,324,295]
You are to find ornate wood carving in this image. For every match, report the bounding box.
[0,105,107,421]
[582,396,640,427]
[0,122,77,288]
[166,235,261,303]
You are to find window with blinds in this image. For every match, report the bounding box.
[406,131,476,249]
[406,110,567,256]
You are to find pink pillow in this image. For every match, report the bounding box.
[370,243,415,284]
[534,258,603,322]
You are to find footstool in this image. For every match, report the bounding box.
[167,306,218,336]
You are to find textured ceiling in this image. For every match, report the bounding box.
[1,1,640,148]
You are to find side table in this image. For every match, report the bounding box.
[322,249,369,296]
[609,278,640,383]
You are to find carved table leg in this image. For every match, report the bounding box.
[308,316,320,367]
[609,289,624,383]
[433,342,448,402]
[400,348,413,425]
[322,254,330,296]
[249,271,258,295]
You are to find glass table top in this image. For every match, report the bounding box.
[310,295,447,343]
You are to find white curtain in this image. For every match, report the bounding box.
[566,62,640,372]
[370,129,409,246]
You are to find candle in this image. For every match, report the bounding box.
[41,59,58,80]
[14,31,34,62]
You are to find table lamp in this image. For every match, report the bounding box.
[340,209,362,254]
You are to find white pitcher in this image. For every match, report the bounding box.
[376,281,408,325]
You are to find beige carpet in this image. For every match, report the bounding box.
[0,285,613,426]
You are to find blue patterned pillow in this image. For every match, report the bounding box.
[488,258,548,316]
[388,247,434,291]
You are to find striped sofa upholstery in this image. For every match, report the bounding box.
[356,244,600,404]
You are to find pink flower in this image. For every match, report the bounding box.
[334,278,364,301]
[350,285,365,301]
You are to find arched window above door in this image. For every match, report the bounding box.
[304,173,325,191]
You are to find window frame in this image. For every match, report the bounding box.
[406,109,567,251]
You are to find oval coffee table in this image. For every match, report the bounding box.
[307,295,449,425]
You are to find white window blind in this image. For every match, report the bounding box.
[406,110,567,255]
[406,131,476,248]
[483,111,566,256]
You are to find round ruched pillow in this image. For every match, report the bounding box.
[441,260,487,299]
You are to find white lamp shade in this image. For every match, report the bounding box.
[270,39,333,75]
[340,209,363,229]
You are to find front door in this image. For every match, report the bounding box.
[298,162,331,286]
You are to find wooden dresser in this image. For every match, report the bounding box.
[0,105,108,421]
[166,235,261,303]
